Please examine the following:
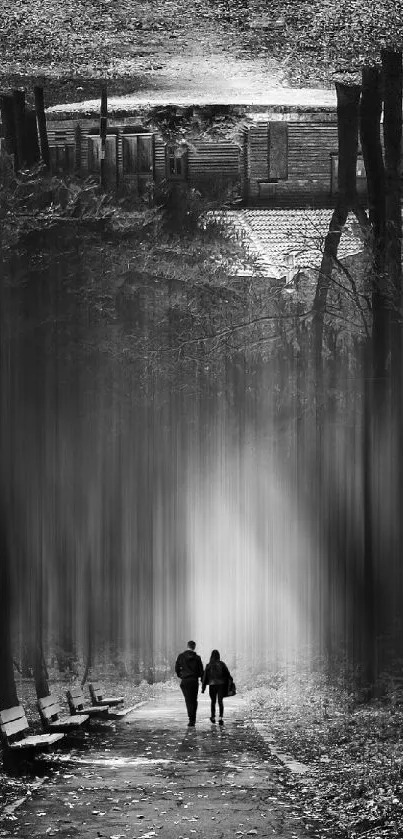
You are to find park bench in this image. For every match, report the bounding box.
[89,681,124,706]
[88,682,136,718]
[67,687,110,718]
[38,693,89,732]
[0,705,64,753]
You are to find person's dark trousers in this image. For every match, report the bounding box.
[180,678,199,723]
[209,685,225,719]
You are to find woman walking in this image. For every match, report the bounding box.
[201,649,232,725]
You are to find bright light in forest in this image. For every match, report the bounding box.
[183,435,317,677]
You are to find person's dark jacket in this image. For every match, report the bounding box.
[202,660,231,691]
[175,649,204,681]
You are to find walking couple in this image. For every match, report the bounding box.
[175,640,233,727]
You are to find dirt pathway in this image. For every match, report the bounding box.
[1,690,310,839]
[1,2,295,104]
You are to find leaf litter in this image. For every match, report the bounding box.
[248,671,403,839]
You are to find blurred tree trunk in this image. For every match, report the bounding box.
[359,65,386,698]
[382,50,402,398]
[81,557,93,687]
[358,53,402,695]
[56,535,77,672]
[382,50,403,653]
[312,83,364,661]
[32,549,50,699]
[362,341,376,696]
[32,639,50,699]
[20,643,33,677]
[0,510,18,709]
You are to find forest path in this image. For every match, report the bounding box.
[1,2,288,100]
[4,689,309,839]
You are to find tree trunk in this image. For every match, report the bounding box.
[313,205,349,378]
[0,509,18,709]
[25,108,41,167]
[360,66,389,401]
[382,50,403,653]
[362,341,376,696]
[312,83,364,664]
[0,95,17,164]
[382,50,402,395]
[360,67,385,264]
[32,639,50,699]
[312,83,363,377]
[32,549,50,699]
[12,89,27,171]
[81,558,93,687]
[34,86,50,169]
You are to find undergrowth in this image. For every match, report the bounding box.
[248,668,403,839]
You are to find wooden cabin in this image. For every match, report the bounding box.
[45,117,242,196]
[243,112,367,205]
[1,104,369,206]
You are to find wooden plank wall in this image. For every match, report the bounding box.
[248,125,268,185]
[269,123,288,179]
[187,141,241,185]
[247,122,340,201]
[288,123,338,190]
[47,120,78,172]
[240,125,249,200]
[88,134,118,187]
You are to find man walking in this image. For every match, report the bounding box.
[175,640,204,727]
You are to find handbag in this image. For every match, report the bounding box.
[227,678,236,697]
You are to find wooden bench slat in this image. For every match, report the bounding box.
[1,703,65,752]
[37,694,89,731]
[38,694,60,710]
[81,705,109,715]
[39,704,61,718]
[0,706,26,725]
[107,705,136,719]
[50,715,89,728]
[10,732,64,750]
[67,689,109,717]
[68,687,86,699]
[89,683,124,706]
[1,716,29,738]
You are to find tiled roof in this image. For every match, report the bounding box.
[220,209,364,281]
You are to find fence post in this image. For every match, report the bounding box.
[34,86,50,169]
[100,85,107,188]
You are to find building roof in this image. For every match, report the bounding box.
[219,209,364,282]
